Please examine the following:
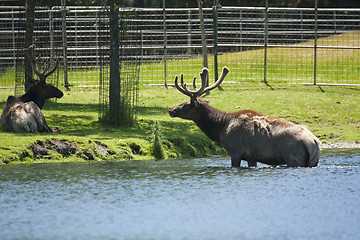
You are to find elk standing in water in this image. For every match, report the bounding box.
[169,67,320,167]
[1,45,63,133]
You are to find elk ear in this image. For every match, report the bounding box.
[27,77,37,88]
[193,99,201,108]
[28,77,36,84]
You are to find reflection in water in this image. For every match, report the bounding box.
[1,149,360,240]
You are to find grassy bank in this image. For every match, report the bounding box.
[0,82,359,164]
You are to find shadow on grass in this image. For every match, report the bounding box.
[45,102,222,157]
[46,102,169,117]
[1,99,222,157]
[44,102,99,112]
[47,113,151,140]
[137,106,168,116]
[264,81,275,90]
[0,101,99,113]
[44,104,171,138]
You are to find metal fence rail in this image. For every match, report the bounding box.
[0,6,359,88]
[216,7,360,85]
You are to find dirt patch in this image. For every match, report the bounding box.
[31,140,51,158]
[31,139,78,159]
[50,139,78,157]
[29,139,114,160]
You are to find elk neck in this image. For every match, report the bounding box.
[19,89,45,109]
[193,102,229,145]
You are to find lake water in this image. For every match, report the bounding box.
[1,149,360,240]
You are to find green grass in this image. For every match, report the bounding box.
[1,31,359,88]
[0,82,359,164]
[139,31,360,84]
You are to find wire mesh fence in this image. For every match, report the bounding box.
[0,6,62,94]
[98,8,141,124]
[0,5,359,89]
[215,7,360,85]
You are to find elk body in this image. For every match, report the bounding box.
[169,67,320,167]
[1,45,63,133]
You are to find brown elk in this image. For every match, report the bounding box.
[0,45,63,133]
[169,67,320,167]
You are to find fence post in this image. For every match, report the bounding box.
[239,9,243,52]
[187,10,192,56]
[197,0,208,69]
[61,0,69,87]
[333,11,337,34]
[11,9,16,69]
[24,0,34,91]
[141,30,144,58]
[300,10,304,41]
[75,11,78,69]
[314,0,318,85]
[49,8,54,62]
[95,11,99,66]
[213,0,219,82]
[263,0,269,85]
[163,0,167,88]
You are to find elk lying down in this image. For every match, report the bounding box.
[1,45,63,133]
[169,67,320,167]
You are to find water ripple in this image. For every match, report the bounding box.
[1,149,360,240]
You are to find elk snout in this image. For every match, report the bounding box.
[168,107,177,118]
[56,90,64,99]
[169,104,184,118]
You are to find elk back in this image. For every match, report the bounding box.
[1,96,49,133]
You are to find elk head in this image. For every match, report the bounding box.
[169,67,229,120]
[23,45,63,109]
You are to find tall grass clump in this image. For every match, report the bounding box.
[150,121,165,159]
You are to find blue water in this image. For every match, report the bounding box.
[0,149,360,240]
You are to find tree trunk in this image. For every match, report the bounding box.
[109,1,121,123]
[25,0,35,91]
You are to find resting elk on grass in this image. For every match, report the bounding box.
[169,67,321,167]
[1,45,63,133]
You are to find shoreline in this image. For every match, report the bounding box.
[1,137,359,165]
[320,141,360,149]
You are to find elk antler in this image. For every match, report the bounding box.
[24,44,59,82]
[174,67,229,101]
